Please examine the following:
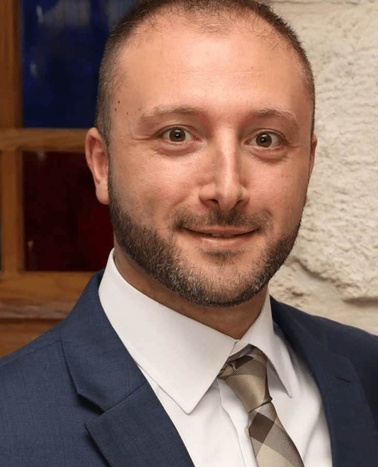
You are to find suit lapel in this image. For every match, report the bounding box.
[86,382,195,467]
[61,273,194,467]
[272,299,378,467]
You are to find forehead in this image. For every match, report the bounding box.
[129,7,283,44]
[111,9,311,124]
[116,9,304,82]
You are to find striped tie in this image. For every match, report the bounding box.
[219,348,304,467]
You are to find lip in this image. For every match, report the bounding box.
[186,228,253,237]
[183,227,256,249]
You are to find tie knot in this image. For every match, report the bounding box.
[218,347,271,412]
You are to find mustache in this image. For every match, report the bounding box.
[173,209,271,230]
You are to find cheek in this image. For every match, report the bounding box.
[115,161,193,223]
[256,166,309,219]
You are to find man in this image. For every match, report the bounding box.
[0,1,377,466]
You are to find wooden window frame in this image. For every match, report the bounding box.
[0,0,92,321]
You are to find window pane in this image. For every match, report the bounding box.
[23,151,112,271]
[21,0,136,128]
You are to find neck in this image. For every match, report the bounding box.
[114,250,268,339]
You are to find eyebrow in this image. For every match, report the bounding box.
[254,108,300,131]
[138,105,299,130]
[138,106,203,124]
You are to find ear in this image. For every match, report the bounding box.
[308,133,317,179]
[85,127,110,205]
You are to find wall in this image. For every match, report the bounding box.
[267,0,378,334]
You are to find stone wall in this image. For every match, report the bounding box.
[267,0,378,334]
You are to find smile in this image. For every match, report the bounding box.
[181,228,256,252]
[185,228,254,239]
[201,232,245,238]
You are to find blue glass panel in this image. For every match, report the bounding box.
[21,0,137,128]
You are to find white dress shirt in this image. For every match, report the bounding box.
[99,252,332,466]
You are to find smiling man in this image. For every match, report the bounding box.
[0,1,377,466]
[88,0,316,338]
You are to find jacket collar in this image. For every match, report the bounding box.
[271,298,378,467]
[61,272,194,467]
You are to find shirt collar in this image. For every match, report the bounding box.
[99,251,293,414]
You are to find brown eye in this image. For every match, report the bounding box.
[162,127,193,143]
[251,132,281,148]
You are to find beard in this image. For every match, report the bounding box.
[108,177,301,308]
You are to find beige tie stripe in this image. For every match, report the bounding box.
[219,348,304,467]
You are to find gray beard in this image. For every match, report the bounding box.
[108,177,300,308]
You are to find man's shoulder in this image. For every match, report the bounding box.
[0,321,65,390]
[272,297,378,401]
[275,297,376,337]
[0,272,103,382]
[272,297,378,352]
[0,293,109,465]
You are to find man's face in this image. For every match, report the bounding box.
[92,13,316,309]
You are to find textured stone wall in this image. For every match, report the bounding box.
[267,0,378,334]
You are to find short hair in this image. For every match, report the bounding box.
[95,0,315,145]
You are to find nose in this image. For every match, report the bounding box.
[199,143,250,212]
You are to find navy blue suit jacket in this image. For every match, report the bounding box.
[0,272,377,466]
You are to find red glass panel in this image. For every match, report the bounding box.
[23,151,112,271]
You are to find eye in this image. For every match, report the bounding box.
[250,131,282,148]
[161,127,193,143]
